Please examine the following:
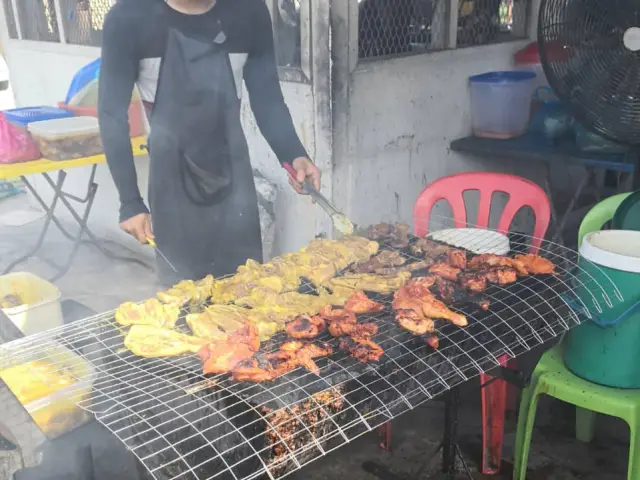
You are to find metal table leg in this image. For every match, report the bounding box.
[2,173,66,274]
[40,170,152,275]
[442,388,459,478]
[3,167,152,280]
[543,165,592,245]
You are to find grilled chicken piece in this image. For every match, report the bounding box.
[320,306,357,323]
[345,291,384,314]
[446,249,467,269]
[199,325,260,375]
[410,238,449,259]
[374,259,433,275]
[425,334,440,349]
[328,320,356,337]
[482,266,518,285]
[232,357,275,383]
[390,223,411,248]
[392,296,426,318]
[435,278,490,310]
[366,223,393,240]
[328,272,411,294]
[321,305,359,337]
[125,325,208,357]
[458,271,488,293]
[396,310,435,335]
[429,263,461,282]
[268,341,333,376]
[285,314,326,340]
[393,277,468,326]
[295,342,333,375]
[116,299,180,329]
[330,321,379,338]
[420,295,467,327]
[468,254,528,276]
[514,254,556,275]
[352,250,406,274]
[339,336,384,363]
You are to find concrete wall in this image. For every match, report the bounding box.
[2,40,319,257]
[334,41,546,232]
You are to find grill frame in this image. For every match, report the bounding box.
[0,225,622,480]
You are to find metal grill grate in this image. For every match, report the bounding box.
[0,222,621,480]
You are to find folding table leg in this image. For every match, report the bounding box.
[1,173,66,274]
[41,169,153,274]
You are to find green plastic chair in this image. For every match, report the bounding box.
[513,192,638,480]
[512,344,640,480]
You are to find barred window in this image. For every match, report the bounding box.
[358,0,531,59]
[5,0,304,69]
[62,0,112,46]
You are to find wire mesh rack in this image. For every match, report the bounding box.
[358,0,448,58]
[0,221,622,480]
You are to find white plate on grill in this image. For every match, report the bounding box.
[427,228,510,255]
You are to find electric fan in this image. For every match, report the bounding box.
[538,0,640,145]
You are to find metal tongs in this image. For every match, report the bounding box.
[147,237,178,273]
[283,163,355,236]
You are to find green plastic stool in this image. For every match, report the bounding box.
[513,344,640,479]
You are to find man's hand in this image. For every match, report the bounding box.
[120,213,153,244]
[289,157,321,194]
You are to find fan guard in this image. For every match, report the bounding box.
[538,0,640,145]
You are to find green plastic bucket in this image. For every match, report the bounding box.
[564,230,640,389]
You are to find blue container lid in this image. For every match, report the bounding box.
[470,70,536,84]
[3,106,73,127]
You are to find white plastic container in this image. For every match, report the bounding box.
[469,71,536,139]
[428,228,510,255]
[28,116,103,161]
[0,272,63,336]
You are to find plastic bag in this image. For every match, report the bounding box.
[0,113,41,164]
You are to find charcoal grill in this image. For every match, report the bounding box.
[0,222,623,480]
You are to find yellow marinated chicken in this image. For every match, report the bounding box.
[0,360,76,405]
[115,299,180,329]
[193,305,248,333]
[157,275,215,307]
[185,313,229,342]
[124,325,208,357]
[209,236,379,304]
[327,271,411,294]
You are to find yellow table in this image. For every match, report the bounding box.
[2,137,151,280]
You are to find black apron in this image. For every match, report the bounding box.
[148,21,262,285]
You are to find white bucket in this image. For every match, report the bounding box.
[0,272,63,336]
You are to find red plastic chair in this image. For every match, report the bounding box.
[378,172,551,475]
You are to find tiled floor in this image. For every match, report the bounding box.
[0,194,630,480]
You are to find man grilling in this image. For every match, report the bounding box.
[98,0,320,285]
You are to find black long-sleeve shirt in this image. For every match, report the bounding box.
[98,0,308,221]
